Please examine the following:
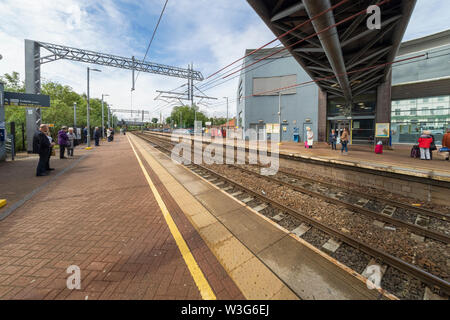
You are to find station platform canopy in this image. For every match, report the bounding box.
[247,0,417,102]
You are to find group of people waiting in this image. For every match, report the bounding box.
[33,125,76,176]
[418,129,450,161]
[83,126,116,146]
[305,127,350,155]
[329,128,350,154]
[34,125,119,177]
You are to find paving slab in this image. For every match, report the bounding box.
[259,236,383,300]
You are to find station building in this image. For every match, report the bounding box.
[236,30,450,144]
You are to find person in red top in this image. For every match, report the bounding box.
[418,130,433,160]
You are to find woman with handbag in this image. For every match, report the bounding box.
[340,128,349,155]
[306,127,314,149]
[67,127,76,157]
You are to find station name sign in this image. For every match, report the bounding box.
[4,92,50,108]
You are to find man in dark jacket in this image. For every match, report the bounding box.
[34,124,54,176]
[94,127,101,146]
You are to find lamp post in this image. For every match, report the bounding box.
[73,102,77,130]
[101,94,109,139]
[87,67,101,147]
[223,97,229,136]
[107,104,112,128]
[278,91,282,144]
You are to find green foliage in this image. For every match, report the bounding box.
[209,117,228,126]
[1,71,118,151]
[166,105,210,128]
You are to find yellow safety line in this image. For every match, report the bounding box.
[127,135,216,300]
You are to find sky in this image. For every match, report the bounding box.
[0,0,449,122]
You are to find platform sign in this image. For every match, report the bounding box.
[266,123,273,134]
[4,92,50,108]
[375,123,390,138]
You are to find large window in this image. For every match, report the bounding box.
[327,93,376,117]
[253,75,297,96]
[391,95,450,144]
[392,45,450,85]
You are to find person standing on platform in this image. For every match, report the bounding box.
[429,131,437,160]
[329,129,337,150]
[83,126,88,144]
[58,126,69,159]
[107,128,112,142]
[340,128,350,155]
[306,127,314,149]
[418,130,432,160]
[94,127,101,146]
[46,129,55,171]
[67,127,76,157]
[34,124,54,176]
[110,127,115,141]
[442,128,450,161]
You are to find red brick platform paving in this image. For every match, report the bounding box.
[0,136,242,300]
[0,146,89,215]
[134,143,244,300]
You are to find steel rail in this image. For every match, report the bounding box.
[276,167,450,222]
[146,131,450,243]
[135,132,450,296]
[233,165,450,244]
[143,131,450,220]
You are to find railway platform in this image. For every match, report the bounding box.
[146,131,450,181]
[0,134,395,300]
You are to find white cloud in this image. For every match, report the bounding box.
[1,0,447,121]
[404,0,450,41]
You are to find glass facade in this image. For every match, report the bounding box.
[391,95,450,144]
[327,93,376,117]
[392,46,450,85]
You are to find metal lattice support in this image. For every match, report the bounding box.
[36,41,204,81]
[24,39,204,151]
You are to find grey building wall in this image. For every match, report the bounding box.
[237,30,450,144]
[236,52,319,142]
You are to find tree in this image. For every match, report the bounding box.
[167,105,210,128]
[1,71,113,151]
[0,72,25,92]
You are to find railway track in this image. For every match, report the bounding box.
[134,132,450,299]
[142,131,450,228]
[235,165,450,243]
